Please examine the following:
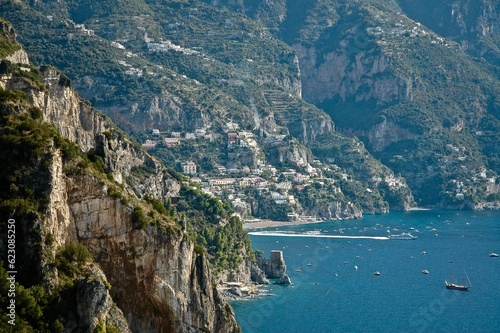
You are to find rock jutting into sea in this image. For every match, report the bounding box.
[257,250,292,285]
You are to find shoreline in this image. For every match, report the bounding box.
[242,207,435,230]
[243,218,329,230]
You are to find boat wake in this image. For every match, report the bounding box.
[248,231,390,240]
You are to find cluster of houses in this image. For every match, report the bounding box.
[146,41,200,55]
[141,128,221,150]
[183,159,329,220]
[140,123,342,220]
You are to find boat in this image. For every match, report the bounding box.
[388,232,417,240]
[489,252,499,257]
[306,262,313,267]
[373,271,381,276]
[422,270,429,274]
[445,281,469,291]
[295,269,302,272]
[445,269,471,291]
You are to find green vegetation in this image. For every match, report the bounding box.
[0,242,106,333]
[54,242,94,286]
[175,184,253,272]
[0,19,21,57]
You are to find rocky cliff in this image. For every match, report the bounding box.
[396,0,500,65]
[0,21,245,333]
[294,44,412,110]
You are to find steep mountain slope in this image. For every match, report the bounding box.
[216,0,500,208]
[1,0,416,216]
[8,0,500,210]
[396,0,500,66]
[0,20,245,332]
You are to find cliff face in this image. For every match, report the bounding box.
[366,116,418,152]
[51,166,238,332]
[0,24,241,333]
[294,44,412,108]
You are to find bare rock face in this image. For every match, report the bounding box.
[367,116,418,152]
[0,20,29,65]
[294,44,412,107]
[279,274,292,285]
[250,262,269,285]
[303,201,364,220]
[42,142,240,332]
[74,265,131,333]
[63,174,238,332]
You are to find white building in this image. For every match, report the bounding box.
[181,161,197,175]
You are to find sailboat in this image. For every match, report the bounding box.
[445,269,471,291]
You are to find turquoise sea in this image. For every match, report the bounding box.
[231,210,500,333]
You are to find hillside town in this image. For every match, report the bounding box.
[142,123,500,221]
[142,124,339,222]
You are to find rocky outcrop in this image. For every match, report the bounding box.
[266,143,311,166]
[250,262,269,284]
[279,274,292,285]
[0,19,28,65]
[256,250,291,284]
[300,201,364,221]
[5,48,29,65]
[1,65,181,200]
[74,265,131,333]
[31,69,107,153]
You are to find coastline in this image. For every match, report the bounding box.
[243,218,329,230]
[242,207,432,230]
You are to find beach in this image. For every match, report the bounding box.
[243,218,328,230]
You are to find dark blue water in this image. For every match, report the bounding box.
[231,210,500,333]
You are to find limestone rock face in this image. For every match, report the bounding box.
[301,201,364,221]
[367,116,418,152]
[0,20,29,65]
[279,274,292,285]
[1,66,181,201]
[63,174,239,332]
[42,140,240,332]
[294,44,412,107]
[5,48,29,65]
[31,69,107,153]
[75,265,131,333]
[250,262,269,285]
